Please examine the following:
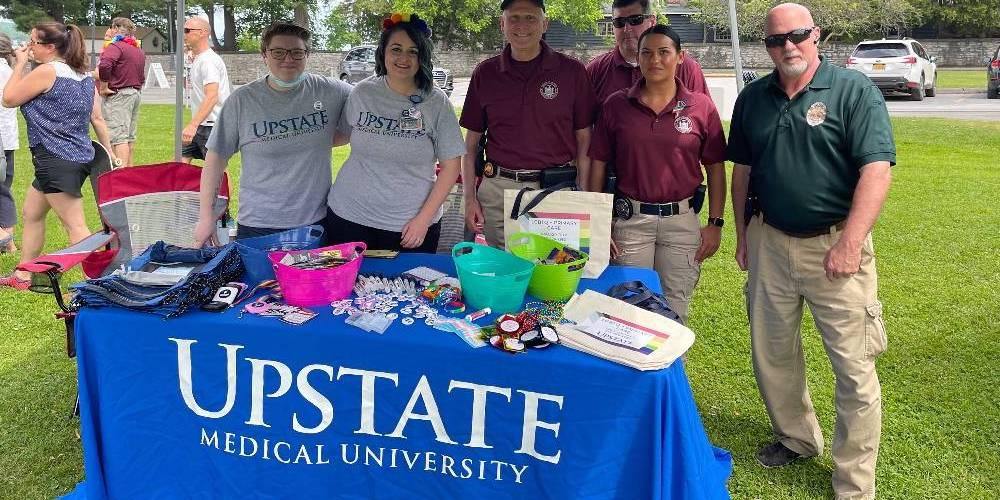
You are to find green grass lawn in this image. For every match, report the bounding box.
[1,105,999,498]
[934,69,988,90]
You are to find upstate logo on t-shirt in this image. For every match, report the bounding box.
[353,110,426,139]
[251,108,330,143]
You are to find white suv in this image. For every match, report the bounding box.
[846,39,937,101]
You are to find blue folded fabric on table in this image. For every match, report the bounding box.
[70,241,244,318]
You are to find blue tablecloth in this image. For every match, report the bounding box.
[66,253,731,499]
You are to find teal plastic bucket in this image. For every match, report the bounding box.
[452,242,535,314]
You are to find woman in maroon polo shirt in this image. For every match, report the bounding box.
[588,24,727,323]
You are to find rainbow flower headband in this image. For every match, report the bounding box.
[381,12,431,37]
[104,34,141,48]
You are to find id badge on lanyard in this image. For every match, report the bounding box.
[400,94,424,132]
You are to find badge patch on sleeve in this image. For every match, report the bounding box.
[806,102,827,127]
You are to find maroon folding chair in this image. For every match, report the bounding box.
[18,161,230,357]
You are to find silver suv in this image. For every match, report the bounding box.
[337,45,454,97]
[846,38,937,101]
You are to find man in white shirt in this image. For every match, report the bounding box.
[182,16,232,163]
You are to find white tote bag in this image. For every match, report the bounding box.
[503,182,613,278]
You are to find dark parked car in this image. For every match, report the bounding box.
[337,45,454,97]
[988,45,1000,100]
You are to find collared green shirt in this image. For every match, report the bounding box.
[727,58,896,234]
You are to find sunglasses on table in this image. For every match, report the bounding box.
[762,27,814,48]
[611,14,651,28]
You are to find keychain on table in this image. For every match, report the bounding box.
[240,293,280,318]
[400,94,424,132]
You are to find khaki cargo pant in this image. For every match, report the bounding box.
[745,215,887,500]
[611,202,701,323]
[103,88,142,145]
[478,175,539,248]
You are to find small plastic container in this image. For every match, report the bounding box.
[507,232,589,301]
[236,225,325,285]
[452,242,534,314]
[268,241,366,307]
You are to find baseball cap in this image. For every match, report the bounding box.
[500,0,545,11]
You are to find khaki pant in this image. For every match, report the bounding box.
[478,175,539,248]
[745,215,887,500]
[103,88,141,145]
[612,203,701,322]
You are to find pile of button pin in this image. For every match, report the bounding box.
[332,274,477,342]
[483,309,561,354]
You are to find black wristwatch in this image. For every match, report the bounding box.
[707,217,725,228]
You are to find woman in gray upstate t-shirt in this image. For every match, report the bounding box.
[327,15,464,253]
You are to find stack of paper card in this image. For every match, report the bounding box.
[556,290,694,370]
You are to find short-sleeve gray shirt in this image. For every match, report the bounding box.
[207,73,351,229]
[328,77,466,232]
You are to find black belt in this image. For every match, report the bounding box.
[768,219,846,238]
[497,166,540,182]
[486,160,574,183]
[638,201,687,217]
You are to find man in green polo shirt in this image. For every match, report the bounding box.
[727,3,895,499]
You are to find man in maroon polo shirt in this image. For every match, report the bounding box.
[587,0,709,105]
[589,25,726,322]
[460,0,597,247]
[97,17,145,167]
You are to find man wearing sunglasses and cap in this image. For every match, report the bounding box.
[728,4,895,499]
[460,0,597,247]
[586,0,709,105]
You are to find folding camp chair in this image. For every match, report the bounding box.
[18,159,230,357]
[434,166,479,254]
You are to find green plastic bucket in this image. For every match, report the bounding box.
[506,232,589,301]
[452,242,535,314]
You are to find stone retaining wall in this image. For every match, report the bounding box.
[144,38,1000,84]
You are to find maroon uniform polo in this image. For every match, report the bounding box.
[587,49,710,104]
[460,41,597,170]
[98,41,146,91]
[589,78,726,203]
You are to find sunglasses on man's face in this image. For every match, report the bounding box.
[183,27,202,34]
[611,14,650,29]
[763,27,814,48]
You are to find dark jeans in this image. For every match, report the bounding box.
[234,210,330,244]
[0,150,15,227]
[324,211,441,254]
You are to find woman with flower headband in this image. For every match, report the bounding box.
[326,13,465,253]
[0,21,115,290]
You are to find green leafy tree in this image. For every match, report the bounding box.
[325,2,363,50]
[687,0,923,42]
[915,0,1000,37]
[330,0,603,51]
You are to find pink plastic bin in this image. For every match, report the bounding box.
[268,242,366,307]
